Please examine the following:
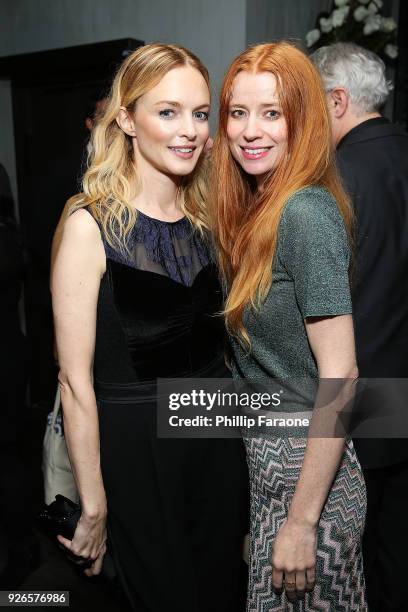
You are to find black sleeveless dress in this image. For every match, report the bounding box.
[91,210,248,612]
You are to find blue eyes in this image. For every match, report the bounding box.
[158,109,209,121]
[230,109,281,120]
[159,109,175,118]
[194,110,209,121]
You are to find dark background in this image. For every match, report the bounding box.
[0,38,142,405]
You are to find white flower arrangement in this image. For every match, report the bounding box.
[332,6,350,28]
[306,0,398,61]
[382,17,397,33]
[367,2,379,15]
[363,14,381,35]
[354,6,369,22]
[384,44,398,59]
[320,16,333,33]
[306,29,321,48]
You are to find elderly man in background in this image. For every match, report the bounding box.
[312,42,408,612]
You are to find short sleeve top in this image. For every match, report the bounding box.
[231,186,352,380]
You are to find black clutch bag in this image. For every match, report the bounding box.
[38,495,116,580]
[38,494,81,540]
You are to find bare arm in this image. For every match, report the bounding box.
[272,314,358,599]
[51,198,77,275]
[51,198,77,362]
[288,313,358,525]
[51,208,107,575]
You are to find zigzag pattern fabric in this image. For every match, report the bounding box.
[245,436,368,611]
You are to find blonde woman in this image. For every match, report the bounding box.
[210,43,367,610]
[52,44,248,612]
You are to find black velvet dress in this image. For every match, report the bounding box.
[91,209,248,612]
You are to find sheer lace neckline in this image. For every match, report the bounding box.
[102,208,211,287]
[135,208,187,226]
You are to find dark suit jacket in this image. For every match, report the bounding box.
[337,117,408,468]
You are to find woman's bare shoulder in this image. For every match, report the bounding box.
[55,208,106,276]
[63,207,101,240]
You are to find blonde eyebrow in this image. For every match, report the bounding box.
[154,100,181,107]
[154,101,210,110]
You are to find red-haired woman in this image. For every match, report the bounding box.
[210,42,367,610]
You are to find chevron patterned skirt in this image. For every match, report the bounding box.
[245,437,367,611]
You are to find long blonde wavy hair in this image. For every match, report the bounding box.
[209,42,354,346]
[67,43,210,250]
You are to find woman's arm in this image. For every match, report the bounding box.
[50,199,76,363]
[51,199,77,276]
[271,313,358,600]
[288,313,358,524]
[51,208,107,576]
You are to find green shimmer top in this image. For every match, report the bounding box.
[231,185,352,380]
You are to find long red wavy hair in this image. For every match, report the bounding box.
[209,41,353,346]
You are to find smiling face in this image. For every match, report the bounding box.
[227,71,288,183]
[128,65,210,179]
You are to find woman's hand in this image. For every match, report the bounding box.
[57,510,107,577]
[271,516,317,602]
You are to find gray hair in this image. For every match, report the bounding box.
[311,42,392,114]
